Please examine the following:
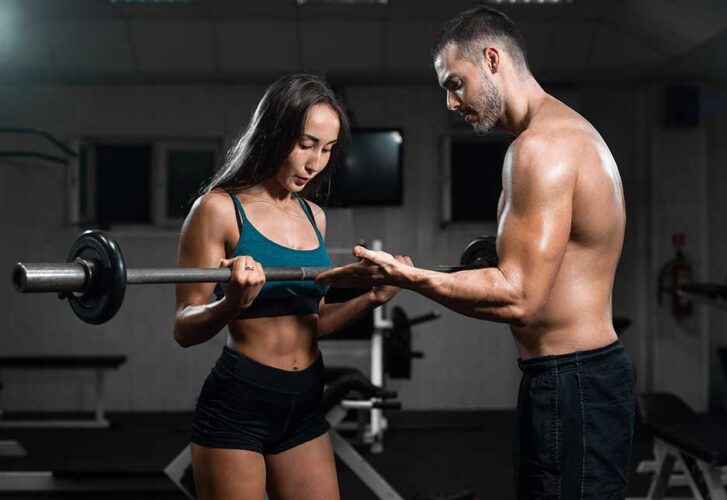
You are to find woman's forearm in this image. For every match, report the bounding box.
[173,299,239,347]
[317,292,382,337]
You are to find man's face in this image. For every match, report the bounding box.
[434,43,503,135]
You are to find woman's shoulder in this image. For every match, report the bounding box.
[184,190,241,236]
[299,196,326,233]
[179,190,238,251]
[191,189,235,218]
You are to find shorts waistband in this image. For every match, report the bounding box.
[218,345,324,392]
[517,340,624,374]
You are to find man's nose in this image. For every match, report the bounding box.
[447,91,461,112]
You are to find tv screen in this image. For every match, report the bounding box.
[327,129,403,207]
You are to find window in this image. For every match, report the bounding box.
[441,131,513,225]
[72,139,220,229]
[95,143,153,227]
[155,141,219,226]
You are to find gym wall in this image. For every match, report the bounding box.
[1,81,700,412]
[705,84,727,411]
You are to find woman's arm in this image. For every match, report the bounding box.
[173,191,265,347]
[317,289,385,338]
[306,199,408,337]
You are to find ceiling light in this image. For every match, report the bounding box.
[487,0,572,4]
[110,0,201,4]
[297,0,388,5]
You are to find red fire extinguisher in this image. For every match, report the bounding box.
[670,233,693,319]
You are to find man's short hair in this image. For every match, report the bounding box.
[432,6,530,74]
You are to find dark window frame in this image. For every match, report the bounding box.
[73,137,220,230]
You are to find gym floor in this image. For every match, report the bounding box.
[0,410,687,499]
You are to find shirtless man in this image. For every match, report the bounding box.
[317,6,635,499]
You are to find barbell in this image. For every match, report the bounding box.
[11,230,498,325]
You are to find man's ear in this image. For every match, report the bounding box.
[483,46,500,74]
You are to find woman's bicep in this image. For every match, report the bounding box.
[175,195,231,309]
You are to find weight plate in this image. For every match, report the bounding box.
[460,236,498,268]
[65,230,126,325]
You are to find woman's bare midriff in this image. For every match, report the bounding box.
[226,314,321,371]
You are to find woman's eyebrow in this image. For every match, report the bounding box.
[302,133,337,145]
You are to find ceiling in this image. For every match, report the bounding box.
[0,0,725,85]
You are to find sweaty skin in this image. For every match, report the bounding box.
[317,43,625,359]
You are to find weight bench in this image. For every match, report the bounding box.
[321,366,404,499]
[638,392,727,499]
[0,355,126,428]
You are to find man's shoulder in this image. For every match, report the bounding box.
[511,118,597,167]
[504,128,586,188]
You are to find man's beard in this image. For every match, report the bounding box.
[465,73,503,135]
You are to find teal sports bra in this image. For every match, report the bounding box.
[213,191,330,319]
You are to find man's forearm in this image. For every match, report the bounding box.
[403,266,528,325]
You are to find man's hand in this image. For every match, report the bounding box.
[317,246,414,293]
[369,253,414,304]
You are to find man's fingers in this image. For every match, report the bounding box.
[315,268,342,283]
[316,262,377,286]
[315,264,358,283]
[353,245,379,262]
[393,254,414,267]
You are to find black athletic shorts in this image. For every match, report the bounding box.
[191,345,329,455]
[514,340,636,499]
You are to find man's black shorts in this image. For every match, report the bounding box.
[514,340,636,499]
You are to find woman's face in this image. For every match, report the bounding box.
[276,102,340,193]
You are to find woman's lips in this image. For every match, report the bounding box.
[295,176,309,186]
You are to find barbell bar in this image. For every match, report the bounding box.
[11,230,499,325]
[13,262,331,294]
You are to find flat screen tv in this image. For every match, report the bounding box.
[327,129,403,207]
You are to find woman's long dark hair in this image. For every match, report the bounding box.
[204,73,350,201]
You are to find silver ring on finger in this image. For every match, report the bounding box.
[244,265,254,271]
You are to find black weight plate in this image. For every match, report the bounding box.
[66,230,126,325]
[460,236,498,268]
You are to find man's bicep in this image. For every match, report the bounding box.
[496,149,575,313]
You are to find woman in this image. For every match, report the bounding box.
[174,74,407,500]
